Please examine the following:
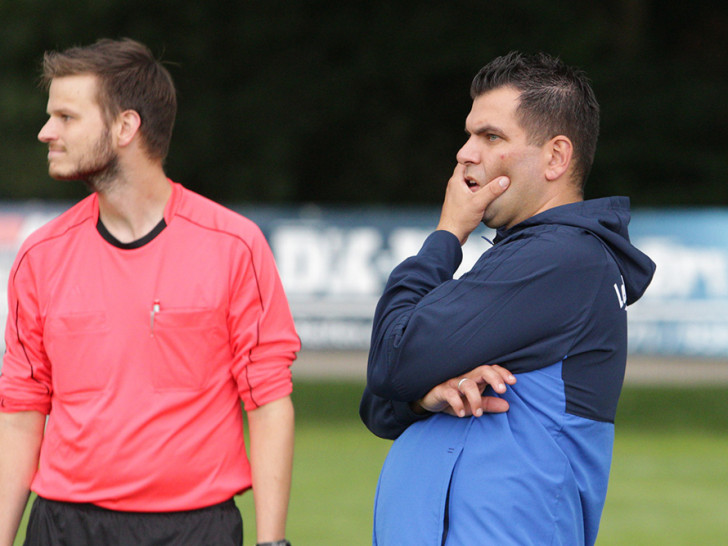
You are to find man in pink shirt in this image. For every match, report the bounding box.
[0,38,299,546]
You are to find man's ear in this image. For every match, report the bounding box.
[116,110,142,148]
[544,135,573,181]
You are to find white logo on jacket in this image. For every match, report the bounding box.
[614,276,627,309]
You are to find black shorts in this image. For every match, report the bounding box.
[24,496,243,546]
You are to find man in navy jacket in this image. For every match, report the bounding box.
[360,52,655,545]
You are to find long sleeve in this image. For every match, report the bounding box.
[0,246,52,414]
[359,386,431,439]
[361,226,615,437]
[228,224,300,411]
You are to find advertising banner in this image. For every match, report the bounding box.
[626,210,728,357]
[1,203,726,358]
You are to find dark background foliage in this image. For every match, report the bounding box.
[1,0,726,206]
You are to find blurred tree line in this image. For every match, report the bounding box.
[1,0,726,207]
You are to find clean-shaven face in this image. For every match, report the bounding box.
[38,74,119,190]
[457,86,548,229]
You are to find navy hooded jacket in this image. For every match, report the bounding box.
[359,197,655,545]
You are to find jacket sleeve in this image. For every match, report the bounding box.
[359,385,433,439]
[364,228,609,404]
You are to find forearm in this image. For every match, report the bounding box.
[368,230,584,402]
[247,396,294,543]
[367,231,464,399]
[0,411,45,546]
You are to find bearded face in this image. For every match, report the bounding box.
[39,75,121,192]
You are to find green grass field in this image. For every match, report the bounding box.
[14,382,728,545]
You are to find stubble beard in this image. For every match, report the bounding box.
[51,127,121,194]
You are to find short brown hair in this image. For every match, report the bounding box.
[471,52,600,191]
[41,38,177,161]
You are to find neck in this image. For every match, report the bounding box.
[531,174,583,217]
[534,192,583,218]
[97,166,172,244]
[505,184,583,229]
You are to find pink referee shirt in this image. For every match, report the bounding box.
[0,181,300,511]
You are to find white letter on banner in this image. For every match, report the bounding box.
[329,228,382,295]
[388,229,428,264]
[271,227,330,294]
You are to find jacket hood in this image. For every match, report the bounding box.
[494,197,655,305]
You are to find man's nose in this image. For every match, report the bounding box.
[456,137,479,165]
[38,119,56,143]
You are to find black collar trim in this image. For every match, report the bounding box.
[97,217,167,249]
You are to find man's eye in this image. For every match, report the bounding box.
[487,134,499,141]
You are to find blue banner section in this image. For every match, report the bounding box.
[625,210,728,357]
[1,203,727,357]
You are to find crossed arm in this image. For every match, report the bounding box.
[413,363,516,417]
[420,167,516,416]
[360,167,517,437]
